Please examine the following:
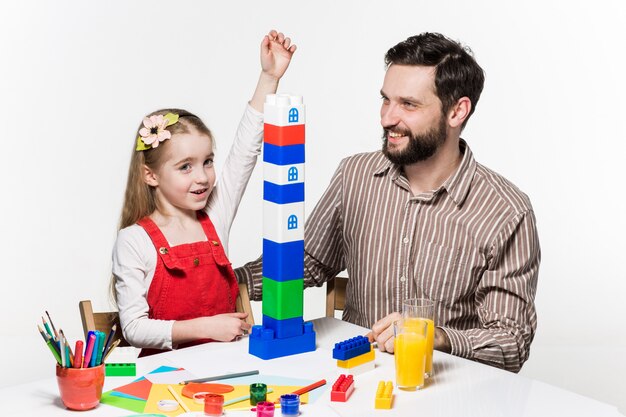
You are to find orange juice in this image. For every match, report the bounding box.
[394,330,427,390]
[404,317,434,376]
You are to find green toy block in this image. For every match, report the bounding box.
[262,277,303,320]
[105,362,136,376]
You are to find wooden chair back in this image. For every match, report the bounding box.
[326,275,348,317]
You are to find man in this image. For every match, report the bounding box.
[236,32,540,373]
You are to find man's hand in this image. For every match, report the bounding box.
[366,312,401,353]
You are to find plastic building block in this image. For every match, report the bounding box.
[263,162,305,186]
[337,345,374,368]
[263,143,305,166]
[263,94,305,126]
[105,362,136,377]
[249,322,316,360]
[264,124,305,146]
[262,315,304,339]
[330,374,355,402]
[263,202,304,244]
[262,240,304,281]
[332,336,371,361]
[345,360,375,375]
[374,381,393,409]
[264,181,305,205]
[262,278,303,319]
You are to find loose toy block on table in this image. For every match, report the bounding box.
[374,381,393,409]
[330,374,354,402]
[337,345,375,368]
[332,336,371,361]
[105,363,136,377]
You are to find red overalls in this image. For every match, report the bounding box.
[137,211,239,356]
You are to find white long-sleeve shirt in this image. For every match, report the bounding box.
[112,104,263,350]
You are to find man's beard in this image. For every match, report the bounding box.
[382,115,447,165]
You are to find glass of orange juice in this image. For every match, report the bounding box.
[402,298,435,378]
[394,319,428,391]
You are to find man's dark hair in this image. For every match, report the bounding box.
[385,32,485,129]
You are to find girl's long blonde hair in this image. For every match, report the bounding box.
[110,108,213,303]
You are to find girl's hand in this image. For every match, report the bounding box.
[204,312,252,342]
[172,312,252,344]
[260,29,297,81]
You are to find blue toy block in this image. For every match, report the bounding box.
[263,181,305,205]
[263,239,304,282]
[249,322,316,360]
[332,336,372,361]
[262,315,304,339]
[263,143,305,166]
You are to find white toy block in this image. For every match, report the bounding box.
[264,94,306,126]
[264,162,305,185]
[263,200,304,243]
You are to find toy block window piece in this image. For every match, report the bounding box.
[289,108,299,123]
[332,336,371,361]
[263,201,304,245]
[337,345,375,368]
[287,215,298,230]
[374,381,393,409]
[288,167,298,181]
[330,374,354,402]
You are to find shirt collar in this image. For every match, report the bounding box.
[373,139,477,207]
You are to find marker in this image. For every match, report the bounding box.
[74,340,84,368]
[83,332,96,368]
[94,331,106,366]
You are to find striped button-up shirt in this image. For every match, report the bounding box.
[236,140,540,372]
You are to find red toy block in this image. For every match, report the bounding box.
[330,374,355,402]
[264,123,305,146]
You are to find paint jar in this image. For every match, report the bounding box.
[204,393,224,416]
[250,382,267,405]
[280,393,300,415]
[256,400,275,417]
[55,363,105,410]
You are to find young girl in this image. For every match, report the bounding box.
[112,30,296,354]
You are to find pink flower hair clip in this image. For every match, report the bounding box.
[136,113,179,151]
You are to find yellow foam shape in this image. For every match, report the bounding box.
[337,346,375,368]
[374,380,393,409]
[144,383,308,416]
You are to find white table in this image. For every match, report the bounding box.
[1,318,622,417]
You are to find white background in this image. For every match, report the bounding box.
[1,0,624,413]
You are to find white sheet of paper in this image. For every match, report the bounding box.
[144,369,198,384]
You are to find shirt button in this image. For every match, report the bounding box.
[400,276,406,282]
[403,237,409,244]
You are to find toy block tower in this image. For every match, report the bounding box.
[249,94,316,360]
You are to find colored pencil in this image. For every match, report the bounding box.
[102,324,116,359]
[102,338,121,363]
[42,316,54,340]
[167,385,190,412]
[290,379,327,396]
[45,310,59,340]
[179,369,260,384]
[223,388,274,407]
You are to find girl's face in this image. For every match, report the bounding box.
[146,131,215,216]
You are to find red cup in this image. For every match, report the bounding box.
[56,364,105,410]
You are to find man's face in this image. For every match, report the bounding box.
[380,64,448,165]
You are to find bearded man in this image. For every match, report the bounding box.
[237,32,540,373]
